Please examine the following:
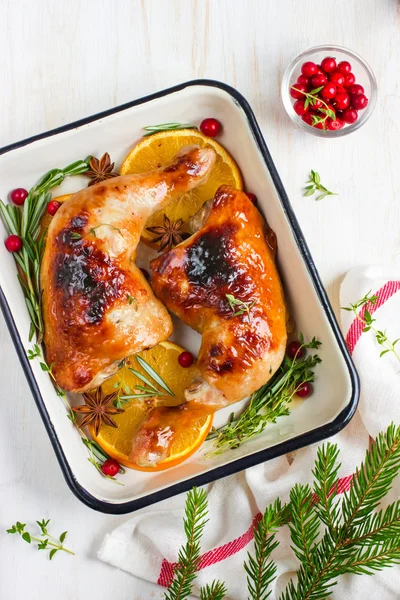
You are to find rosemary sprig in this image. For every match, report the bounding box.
[304,170,337,201]
[206,336,321,455]
[167,423,400,600]
[291,86,336,130]
[225,293,256,317]
[0,157,91,342]
[143,122,198,137]
[115,355,175,407]
[342,291,400,363]
[6,519,74,560]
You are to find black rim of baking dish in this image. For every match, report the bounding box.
[0,79,359,514]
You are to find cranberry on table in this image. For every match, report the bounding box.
[310,74,327,88]
[343,108,359,124]
[246,192,258,204]
[344,73,356,87]
[290,83,308,99]
[329,71,345,87]
[9,188,28,206]
[5,234,22,252]
[321,56,337,73]
[296,382,313,398]
[321,83,337,100]
[47,200,61,216]
[301,61,318,77]
[140,267,150,280]
[293,100,308,116]
[287,340,305,359]
[101,458,120,477]
[348,83,364,96]
[337,60,352,75]
[178,351,194,368]
[200,118,222,137]
[352,94,368,110]
[334,91,350,110]
[296,75,310,87]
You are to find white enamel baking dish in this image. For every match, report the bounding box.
[0,80,359,513]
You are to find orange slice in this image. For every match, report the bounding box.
[119,129,243,247]
[91,341,213,471]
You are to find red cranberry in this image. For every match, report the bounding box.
[293,100,308,116]
[290,83,307,99]
[343,108,359,124]
[140,267,150,280]
[310,74,327,88]
[321,57,337,73]
[10,188,28,206]
[101,458,120,477]
[302,113,314,126]
[246,193,257,205]
[337,61,352,75]
[335,86,347,94]
[297,75,310,87]
[313,98,323,109]
[316,65,324,74]
[348,83,364,96]
[178,351,194,368]
[5,235,22,252]
[334,91,350,110]
[47,200,61,216]
[352,93,368,110]
[200,118,222,137]
[296,382,313,398]
[326,117,344,131]
[329,71,345,86]
[344,73,356,87]
[287,340,305,359]
[313,121,326,130]
[321,83,337,100]
[301,61,318,77]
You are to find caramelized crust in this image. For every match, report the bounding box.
[151,185,287,405]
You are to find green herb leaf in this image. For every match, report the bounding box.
[304,170,337,201]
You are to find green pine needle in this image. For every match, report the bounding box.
[163,487,209,600]
[167,423,400,600]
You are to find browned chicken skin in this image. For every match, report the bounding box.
[130,185,287,466]
[40,147,216,393]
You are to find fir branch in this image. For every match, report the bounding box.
[245,499,290,599]
[163,487,209,600]
[288,484,320,574]
[199,581,228,600]
[342,291,400,364]
[312,443,342,537]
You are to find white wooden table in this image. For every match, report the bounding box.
[1,1,399,598]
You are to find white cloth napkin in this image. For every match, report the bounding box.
[98,265,400,599]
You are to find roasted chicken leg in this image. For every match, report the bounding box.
[130,185,287,466]
[41,146,216,393]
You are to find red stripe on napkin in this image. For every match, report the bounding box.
[345,280,400,355]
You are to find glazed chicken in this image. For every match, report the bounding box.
[130,185,287,466]
[41,146,216,393]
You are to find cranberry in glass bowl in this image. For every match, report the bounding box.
[281,45,377,138]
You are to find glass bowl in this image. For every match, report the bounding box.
[281,44,377,137]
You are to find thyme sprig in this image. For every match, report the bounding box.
[206,335,321,455]
[6,519,74,560]
[225,293,256,317]
[166,423,400,600]
[0,157,91,342]
[342,291,400,363]
[304,170,337,201]
[143,122,198,137]
[291,86,336,129]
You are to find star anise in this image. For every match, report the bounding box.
[72,388,124,436]
[83,152,118,186]
[146,214,189,252]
